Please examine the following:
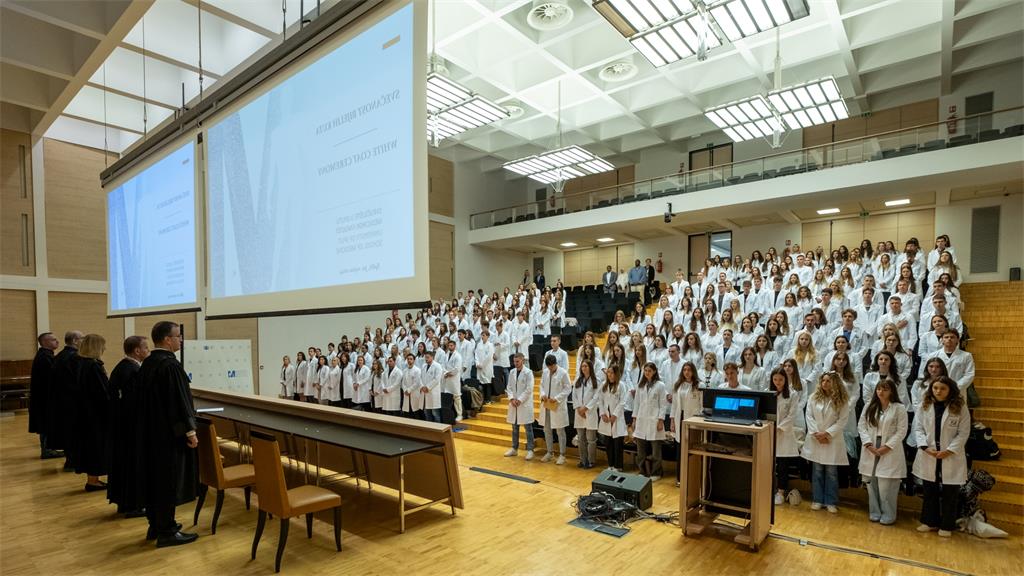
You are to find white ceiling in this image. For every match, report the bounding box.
[1,0,1022,164]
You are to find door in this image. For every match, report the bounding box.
[688,234,709,283]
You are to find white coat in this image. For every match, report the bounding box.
[922,348,975,393]
[493,330,511,368]
[326,366,342,402]
[381,366,403,411]
[668,384,703,442]
[802,396,850,466]
[296,360,309,396]
[912,402,972,485]
[861,371,906,409]
[533,308,552,336]
[632,380,667,441]
[571,381,601,430]
[401,364,423,413]
[857,402,909,479]
[539,366,572,429]
[738,366,767,391]
[442,351,462,395]
[370,372,385,409]
[513,321,532,355]
[774,392,800,457]
[697,367,723,388]
[317,366,330,401]
[474,340,495,383]
[598,384,628,438]
[353,365,372,404]
[306,361,320,396]
[546,347,569,373]
[506,365,535,425]
[342,364,355,400]
[421,361,444,410]
[280,364,296,397]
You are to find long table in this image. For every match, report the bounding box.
[192,388,463,533]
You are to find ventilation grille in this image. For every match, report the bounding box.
[970,206,1000,273]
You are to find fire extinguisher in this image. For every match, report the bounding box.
[656,252,663,274]
[946,105,958,135]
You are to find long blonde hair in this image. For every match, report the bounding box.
[78,333,106,360]
[813,371,849,407]
[793,330,817,365]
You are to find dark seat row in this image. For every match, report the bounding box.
[488,124,1023,228]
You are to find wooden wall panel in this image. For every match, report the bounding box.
[563,250,581,286]
[48,292,124,368]
[617,165,635,184]
[1,129,35,276]
[427,155,453,217]
[897,209,935,248]
[564,245,637,286]
[834,117,866,142]
[616,244,634,272]
[901,99,938,128]
[206,317,259,387]
[428,220,454,299]
[865,213,899,247]
[831,219,864,253]
[866,108,901,136]
[801,221,831,253]
[802,124,833,148]
[1,289,36,361]
[802,210,935,257]
[44,138,116,281]
[132,312,197,348]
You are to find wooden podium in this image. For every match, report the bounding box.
[679,416,774,550]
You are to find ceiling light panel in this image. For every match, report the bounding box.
[704,94,783,142]
[629,11,723,67]
[503,145,615,184]
[708,0,810,43]
[885,199,911,207]
[817,208,840,215]
[592,0,698,36]
[426,72,509,142]
[768,76,849,131]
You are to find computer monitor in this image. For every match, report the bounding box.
[702,388,777,421]
[711,394,759,420]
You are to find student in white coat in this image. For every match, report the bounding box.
[771,367,802,506]
[633,362,668,480]
[295,352,310,402]
[316,356,331,405]
[352,355,372,410]
[280,356,296,400]
[920,329,976,407]
[306,352,321,403]
[598,366,629,471]
[738,347,767,391]
[539,355,571,464]
[380,356,403,415]
[420,351,444,423]
[326,356,343,407]
[492,320,511,396]
[401,353,424,419]
[718,363,751,391]
[369,359,385,412]
[474,330,496,403]
[442,340,463,422]
[504,354,535,460]
[801,372,850,513]
[339,352,355,409]
[857,378,908,525]
[572,359,601,469]
[668,362,704,483]
[912,376,972,537]
[546,335,569,373]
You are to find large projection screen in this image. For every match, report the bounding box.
[106,137,201,317]
[204,0,428,319]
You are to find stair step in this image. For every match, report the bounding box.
[973,459,1024,478]
[977,369,1024,378]
[973,407,1024,421]
[975,362,1024,370]
[983,397,1024,409]
[454,428,538,450]
[978,417,1024,433]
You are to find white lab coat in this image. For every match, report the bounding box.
[370,372,385,410]
[401,364,423,413]
[381,366,403,411]
[862,371,907,409]
[696,367,723,388]
[571,381,601,430]
[774,392,800,457]
[296,360,309,396]
[353,365,372,404]
[307,361,320,396]
[474,340,495,383]
[506,366,535,425]
[443,351,462,395]
[632,381,667,441]
[598,384,628,438]
[921,348,975,394]
[539,366,572,428]
[668,384,703,442]
[802,396,850,466]
[738,366,767,391]
[546,347,569,373]
[317,365,330,402]
[533,308,552,336]
[912,402,972,485]
[280,364,296,397]
[342,364,355,400]
[857,403,909,479]
[493,331,511,368]
[326,366,342,402]
[421,361,444,410]
[513,321,532,356]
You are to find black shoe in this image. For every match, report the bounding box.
[41,450,63,459]
[156,531,198,548]
[146,522,183,541]
[84,482,107,492]
[125,509,147,519]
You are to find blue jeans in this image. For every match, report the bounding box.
[425,408,442,422]
[511,423,535,451]
[811,462,839,506]
[864,475,900,524]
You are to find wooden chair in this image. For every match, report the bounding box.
[250,430,342,573]
[193,416,256,534]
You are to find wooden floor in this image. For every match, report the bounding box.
[0,413,1020,575]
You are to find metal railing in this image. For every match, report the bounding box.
[470,106,1024,230]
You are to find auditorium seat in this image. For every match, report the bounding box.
[762,169,777,179]
[525,213,536,220]
[514,215,526,222]
[1003,124,1023,137]
[948,134,976,147]
[597,199,610,208]
[740,173,761,183]
[919,139,945,152]
[979,129,1001,142]
[620,194,635,203]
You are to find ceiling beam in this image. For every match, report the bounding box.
[178,0,278,40]
[939,0,955,94]
[83,81,178,111]
[0,0,127,41]
[117,41,223,81]
[61,111,145,136]
[822,1,865,115]
[779,210,801,224]
[32,0,155,136]
[0,64,69,112]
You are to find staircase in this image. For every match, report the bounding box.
[959,281,1024,535]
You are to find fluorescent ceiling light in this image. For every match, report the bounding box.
[560,242,578,247]
[503,145,615,184]
[597,237,615,242]
[426,72,508,142]
[709,0,810,42]
[885,199,911,207]
[706,76,848,142]
[704,94,782,142]
[592,0,698,37]
[629,10,723,67]
[817,208,840,215]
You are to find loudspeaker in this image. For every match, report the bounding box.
[1011,267,1021,281]
[591,470,652,511]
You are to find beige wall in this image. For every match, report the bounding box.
[48,292,124,368]
[1,129,35,276]
[429,220,454,299]
[1,289,37,361]
[802,209,935,256]
[563,244,634,286]
[428,155,453,217]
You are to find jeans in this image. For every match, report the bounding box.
[603,435,624,469]
[811,462,839,506]
[425,408,442,422]
[511,423,535,451]
[921,480,959,531]
[576,428,597,466]
[543,410,566,455]
[864,475,901,524]
[635,438,663,477]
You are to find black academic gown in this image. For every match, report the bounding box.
[107,358,141,509]
[28,348,55,435]
[47,346,78,454]
[137,350,198,510]
[74,358,111,477]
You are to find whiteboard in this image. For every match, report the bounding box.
[183,339,254,395]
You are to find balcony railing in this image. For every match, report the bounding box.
[470,106,1024,230]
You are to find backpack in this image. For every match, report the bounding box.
[966,423,1001,461]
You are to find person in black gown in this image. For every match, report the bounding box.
[137,321,199,548]
[106,335,149,516]
[74,334,112,491]
[28,332,60,459]
[48,330,82,470]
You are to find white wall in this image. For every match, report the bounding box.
[939,60,1024,137]
[633,236,689,287]
[732,222,802,260]
[934,194,1023,283]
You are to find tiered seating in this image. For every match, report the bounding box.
[564,286,640,335]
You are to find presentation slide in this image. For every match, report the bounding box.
[107,141,198,314]
[206,3,416,312]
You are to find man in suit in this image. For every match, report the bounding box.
[534,268,546,290]
[49,330,82,468]
[29,332,60,459]
[602,265,618,295]
[644,258,659,305]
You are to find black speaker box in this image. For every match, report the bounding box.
[591,470,652,510]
